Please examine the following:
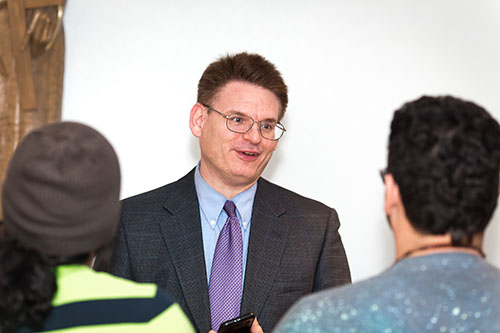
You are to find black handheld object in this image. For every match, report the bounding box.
[218,312,255,333]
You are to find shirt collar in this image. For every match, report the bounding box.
[194,163,257,230]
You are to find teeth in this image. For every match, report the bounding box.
[243,152,256,156]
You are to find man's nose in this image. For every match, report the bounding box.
[242,123,262,144]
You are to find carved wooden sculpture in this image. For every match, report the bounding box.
[0,0,65,222]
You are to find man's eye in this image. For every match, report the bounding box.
[261,122,275,131]
[230,116,247,124]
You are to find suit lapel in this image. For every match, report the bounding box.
[241,179,288,318]
[159,170,211,332]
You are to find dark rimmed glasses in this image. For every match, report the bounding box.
[379,168,388,184]
[202,104,286,141]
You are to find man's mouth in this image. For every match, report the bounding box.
[236,149,260,160]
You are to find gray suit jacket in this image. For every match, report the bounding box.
[95,169,351,332]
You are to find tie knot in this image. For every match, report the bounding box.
[223,200,237,219]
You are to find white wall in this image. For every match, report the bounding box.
[62,0,500,282]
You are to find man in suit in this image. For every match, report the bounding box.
[95,52,351,332]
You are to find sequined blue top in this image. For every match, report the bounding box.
[274,253,500,333]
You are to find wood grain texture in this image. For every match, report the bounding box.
[24,0,64,8]
[0,4,64,219]
[7,0,37,111]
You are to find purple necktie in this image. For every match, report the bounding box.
[208,200,243,331]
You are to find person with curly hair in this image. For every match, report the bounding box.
[274,95,500,332]
[0,122,194,332]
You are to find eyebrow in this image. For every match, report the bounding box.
[229,110,278,123]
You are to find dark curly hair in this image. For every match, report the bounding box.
[0,237,89,332]
[387,95,500,246]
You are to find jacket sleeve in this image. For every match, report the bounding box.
[313,207,351,290]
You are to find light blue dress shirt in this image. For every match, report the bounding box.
[194,164,257,287]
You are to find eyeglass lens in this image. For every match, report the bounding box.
[227,114,284,140]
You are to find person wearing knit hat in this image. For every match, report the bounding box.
[0,122,194,333]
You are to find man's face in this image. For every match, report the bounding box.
[193,81,280,192]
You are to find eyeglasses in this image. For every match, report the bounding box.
[379,168,388,184]
[202,104,286,141]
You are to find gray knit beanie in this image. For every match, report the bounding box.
[2,122,121,256]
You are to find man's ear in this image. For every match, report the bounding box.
[189,103,206,138]
[384,173,402,216]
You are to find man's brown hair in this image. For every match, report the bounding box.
[197,52,288,121]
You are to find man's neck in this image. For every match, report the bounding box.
[206,179,255,200]
[393,220,484,261]
[198,166,257,199]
